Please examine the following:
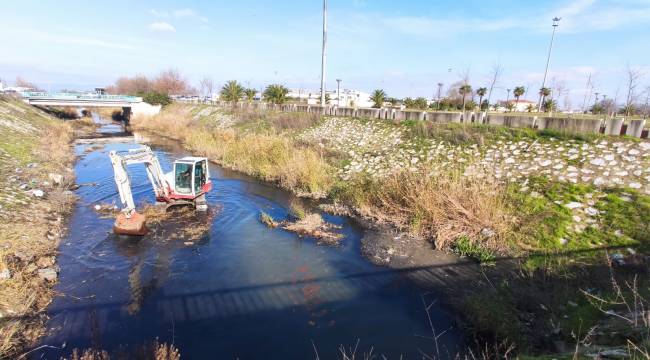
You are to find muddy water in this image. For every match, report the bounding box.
[32,122,463,358]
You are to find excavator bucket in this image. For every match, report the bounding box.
[113,212,148,236]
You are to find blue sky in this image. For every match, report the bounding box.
[1,0,649,107]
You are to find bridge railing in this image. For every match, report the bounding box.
[20,91,142,103]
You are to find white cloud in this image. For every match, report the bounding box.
[148,22,176,33]
[173,8,209,23]
[149,9,169,18]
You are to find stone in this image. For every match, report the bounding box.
[14,250,34,263]
[559,238,568,245]
[481,228,496,238]
[629,182,642,189]
[585,207,599,216]
[590,158,606,166]
[0,268,10,280]
[48,173,64,185]
[565,202,583,209]
[36,256,55,268]
[37,268,58,282]
[31,189,44,198]
[94,204,102,211]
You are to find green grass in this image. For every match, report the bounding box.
[455,235,496,264]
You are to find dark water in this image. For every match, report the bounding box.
[32,123,463,359]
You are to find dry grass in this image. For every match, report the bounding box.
[0,97,75,358]
[132,106,334,197]
[338,170,513,253]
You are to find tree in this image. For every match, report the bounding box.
[543,99,557,112]
[220,80,245,102]
[263,84,289,104]
[14,76,38,90]
[526,103,535,113]
[244,88,257,102]
[370,89,386,108]
[513,86,525,111]
[325,93,331,105]
[153,69,188,95]
[142,91,171,106]
[486,63,503,109]
[459,84,472,111]
[539,87,551,112]
[414,97,428,110]
[476,87,487,111]
[624,65,643,117]
[199,76,214,98]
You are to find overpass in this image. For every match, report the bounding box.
[20,92,161,120]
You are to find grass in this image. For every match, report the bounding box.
[132,104,334,197]
[455,235,496,264]
[333,169,513,254]
[0,95,75,358]
[400,121,603,146]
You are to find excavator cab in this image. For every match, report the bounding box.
[172,158,210,198]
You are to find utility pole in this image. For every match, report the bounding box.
[437,83,443,110]
[593,92,600,112]
[538,17,561,112]
[320,0,327,110]
[336,79,342,107]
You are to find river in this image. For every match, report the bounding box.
[31,117,463,359]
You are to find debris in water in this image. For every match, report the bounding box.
[260,212,343,246]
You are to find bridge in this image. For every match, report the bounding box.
[20,91,161,120]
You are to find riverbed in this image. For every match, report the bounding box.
[31,119,464,359]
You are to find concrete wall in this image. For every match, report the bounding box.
[356,108,380,118]
[538,117,602,134]
[626,119,647,138]
[131,102,161,117]
[486,115,537,128]
[604,118,624,136]
[425,112,462,123]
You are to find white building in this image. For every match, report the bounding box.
[289,89,373,108]
[495,99,537,113]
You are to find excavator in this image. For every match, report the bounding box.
[109,146,212,236]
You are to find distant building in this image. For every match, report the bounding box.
[496,99,537,113]
[288,88,373,107]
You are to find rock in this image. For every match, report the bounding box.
[565,202,583,209]
[559,238,568,245]
[0,268,10,280]
[585,207,600,216]
[48,173,64,185]
[590,158,606,166]
[36,256,55,268]
[94,204,102,211]
[14,250,34,263]
[480,228,496,238]
[31,189,45,197]
[629,182,642,189]
[37,267,58,282]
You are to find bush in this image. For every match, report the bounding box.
[142,91,171,106]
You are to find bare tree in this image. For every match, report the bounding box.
[580,73,592,113]
[486,63,503,107]
[15,76,38,90]
[624,64,644,116]
[199,76,214,98]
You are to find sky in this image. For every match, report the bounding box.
[1,0,649,109]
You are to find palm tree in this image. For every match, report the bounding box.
[244,88,257,102]
[370,89,386,108]
[539,87,551,112]
[525,104,536,113]
[513,86,525,111]
[459,84,472,111]
[220,80,244,103]
[543,99,557,112]
[476,87,487,111]
[263,84,289,105]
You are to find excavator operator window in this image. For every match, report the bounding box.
[175,163,193,194]
[194,161,205,193]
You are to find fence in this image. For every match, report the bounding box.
[177,99,649,139]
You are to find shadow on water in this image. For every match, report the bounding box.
[30,128,469,359]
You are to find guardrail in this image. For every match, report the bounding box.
[21,92,142,103]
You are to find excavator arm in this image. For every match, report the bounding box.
[109,146,173,236]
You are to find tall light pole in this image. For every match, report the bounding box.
[336,79,342,107]
[320,0,327,110]
[538,17,561,112]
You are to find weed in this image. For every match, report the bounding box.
[455,235,496,263]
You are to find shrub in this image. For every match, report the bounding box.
[142,91,171,106]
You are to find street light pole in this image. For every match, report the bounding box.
[320,0,327,110]
[538,17,561,112]
[336,79,342,107]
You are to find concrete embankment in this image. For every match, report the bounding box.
[0,95,78,357]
